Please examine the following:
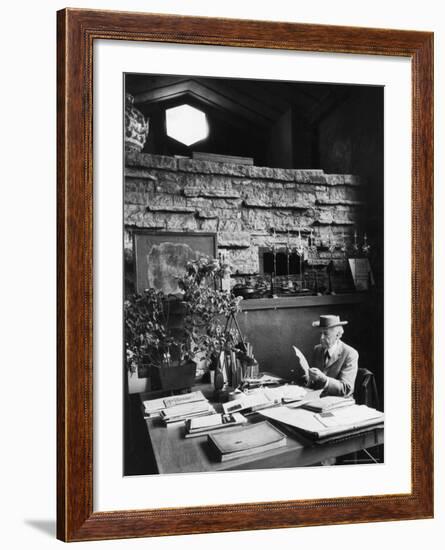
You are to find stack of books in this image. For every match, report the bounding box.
[208,421,287,462]
[184,412,247,438]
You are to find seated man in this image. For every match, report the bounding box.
[293,315,358,397]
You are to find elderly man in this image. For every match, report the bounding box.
[293,314,358,397]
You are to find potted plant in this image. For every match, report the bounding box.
[177,257,244,385]
[124,288,197,392]
[124,257,244,392]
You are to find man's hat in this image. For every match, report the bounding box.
[312,314,348,328]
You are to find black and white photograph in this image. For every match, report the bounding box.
[123,73,384,476]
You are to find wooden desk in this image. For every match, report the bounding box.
[140,387,384,474]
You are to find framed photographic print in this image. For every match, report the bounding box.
[57,8,433,542]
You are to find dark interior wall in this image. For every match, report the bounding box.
[266,108,293,168]
[317,86,384,287]
[315,88,384,403]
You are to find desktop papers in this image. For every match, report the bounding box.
[259,404,384,440]
[263,385,307,404]
[143,390,206,417]
[222,389,276,415]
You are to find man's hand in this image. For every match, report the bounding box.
[309,367,328,389]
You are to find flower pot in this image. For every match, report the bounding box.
[150,360,197,392]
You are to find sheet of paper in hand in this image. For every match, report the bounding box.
[292,346,310,374]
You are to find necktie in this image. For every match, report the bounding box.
[323,350,330,370]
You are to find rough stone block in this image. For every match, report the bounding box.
[218,231,251,248]
[124,167,158,180]
[316,199,365,206]
[124,179,154,205]
[186,197,212,210]
[124,206,162,228]
[159,213,198,231]
[178,158,247,177]
[241,208,314,233]
[183,175,240,199]
[242,188,315,209]
[211,198,243,209]
[206,208,240,222]
[124,206,197,230]
[315,186,360,203]
[126,151,178,171]
[325,174,361,186]
[218,220,244,233]
[198,219,219,232]
[221,247,259,275]
[147,194,195,213]
[125,178,155,193]
[196,209,219,219]
[154,176,183,194]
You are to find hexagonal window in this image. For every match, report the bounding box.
[166,105,209,146]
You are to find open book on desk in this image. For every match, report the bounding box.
[259,404,384,441]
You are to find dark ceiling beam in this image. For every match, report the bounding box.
[133,80,274,127]
[307,89,352,124]
[125,74,189,95]
[196,77,283,120]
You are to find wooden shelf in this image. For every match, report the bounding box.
[240,293,367,311]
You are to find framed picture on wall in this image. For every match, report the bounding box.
[57,8,433,542]
[132,231,217,294]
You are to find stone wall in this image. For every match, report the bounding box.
[124,152,365,281]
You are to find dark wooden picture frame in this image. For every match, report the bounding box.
[57,8,433,542]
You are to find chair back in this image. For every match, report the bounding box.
[354,367,380,409]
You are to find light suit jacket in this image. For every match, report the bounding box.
[312,340,359,397]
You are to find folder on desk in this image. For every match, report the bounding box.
[259,404,384,440]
